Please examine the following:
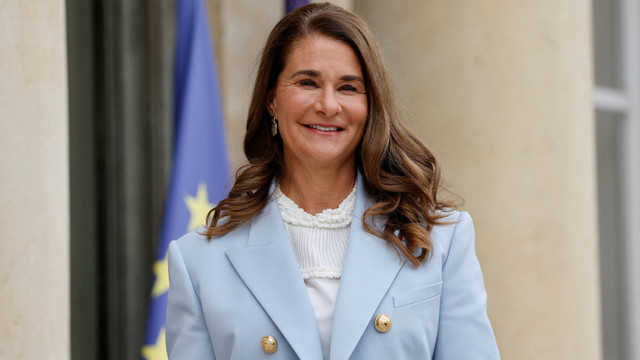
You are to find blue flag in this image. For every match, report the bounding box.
[286,0,308,13]
[141,0,230,358]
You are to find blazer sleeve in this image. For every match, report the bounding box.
[166,240,216,360]
[433,211,500,359]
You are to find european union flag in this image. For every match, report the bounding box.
[141,0,230,358]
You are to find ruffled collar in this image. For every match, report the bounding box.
[275,182,357,228]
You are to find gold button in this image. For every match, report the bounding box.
[261,335,277,354]
[374,313,392,333]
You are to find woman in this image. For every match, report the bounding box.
[166,3,499,359]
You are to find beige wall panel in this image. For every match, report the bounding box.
[0,1,70,359]
[355,1,601,359]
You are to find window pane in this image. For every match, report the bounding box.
[593,0,621,88]
[595,109,627,360]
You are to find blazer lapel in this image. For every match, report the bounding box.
[226,190,323,360]
[330,176,405,360]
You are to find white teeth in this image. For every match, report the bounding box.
[308,125,339,131]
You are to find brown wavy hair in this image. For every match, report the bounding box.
[204,2,457,266]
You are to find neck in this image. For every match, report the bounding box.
[279,160,357,215]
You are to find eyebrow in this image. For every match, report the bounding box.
[340,74,365,83]
[289,70,364,83]
[290,69,320,78]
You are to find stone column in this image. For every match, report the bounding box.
[354,1,601,359]
[0,1,70,359]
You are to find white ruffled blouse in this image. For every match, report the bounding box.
[275,183,356,360]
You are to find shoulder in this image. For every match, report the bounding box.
[169,223,251,283]
[429,210,476,264]
[173,223,250,253]
[430,209,473,238]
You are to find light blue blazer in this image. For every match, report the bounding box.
[166,176,500,359]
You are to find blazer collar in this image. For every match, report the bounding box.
[330,174,406,360]
[225,182,323,360]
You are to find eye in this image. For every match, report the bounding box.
[298,79,318,88]
[339,83,364,93]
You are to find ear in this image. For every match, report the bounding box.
[266,90,276,117]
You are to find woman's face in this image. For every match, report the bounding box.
[269,35,368,170]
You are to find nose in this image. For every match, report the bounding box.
[314,88,341,117]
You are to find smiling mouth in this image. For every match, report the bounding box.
[305,124,342,132]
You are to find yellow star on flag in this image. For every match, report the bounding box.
[151,250,169,297]
[184,182,215,232]
[141,328,168,360]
